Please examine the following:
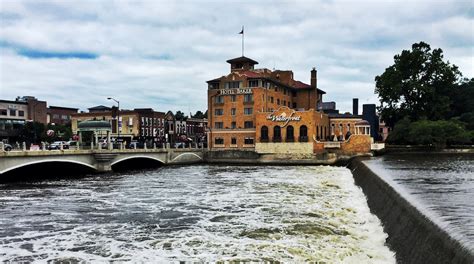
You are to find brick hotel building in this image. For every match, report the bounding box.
[207,56,374,154]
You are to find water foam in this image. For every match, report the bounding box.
[0,165,395,263]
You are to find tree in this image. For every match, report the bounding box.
[192,110,206,119]
[375,42,461,128]
[175,111,187,121]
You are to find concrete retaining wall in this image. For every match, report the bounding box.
[255,142,313,154]
[349,158,474,264]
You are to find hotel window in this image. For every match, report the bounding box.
[231,137,237,145]
[9,109,16,116]
[0,109,7,116]
[231,95,237,102]
[244,137,254,145]
[209,83,219,89]
[287,101,291,107]
[293,102,297,108]
[283,100,286,106]
[244,121,253,128]
[249,80,259,87]
[215,109,224,116]
[283,89,287,95]
[215,96,224,104]
[244,108,253,115]
[215,138,224,145]
[226,81,240,89]
[19,111,24,117]
[215,122,223,129]
[277,99,280,105]
[231,122,236,129]
[263,81,271,89]
[231,108,236,116]
[244,94,253,103]
[270,97,274,103]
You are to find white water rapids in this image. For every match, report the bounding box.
[0,165,395,263]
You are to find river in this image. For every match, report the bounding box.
[0,165,395,263]
[364,153,474,252]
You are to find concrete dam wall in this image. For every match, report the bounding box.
[349,158,474,264]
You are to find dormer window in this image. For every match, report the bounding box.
[225,81,240,89]
[249,80,259,87]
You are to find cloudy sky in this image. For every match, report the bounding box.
[0,0,472,114]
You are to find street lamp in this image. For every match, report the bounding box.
[107,97,120,141]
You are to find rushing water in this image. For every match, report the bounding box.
[364,153,474,251]
[0,165,395,263]
[0,166,395,263]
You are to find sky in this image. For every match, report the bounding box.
[0,0,472,114]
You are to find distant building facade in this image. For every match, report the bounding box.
[71,107,166,144]
[47,106,78,125]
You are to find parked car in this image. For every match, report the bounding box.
[3,143,12,151]
[98,139,108,148]
[49,141,69,150]
[67,141,79,148]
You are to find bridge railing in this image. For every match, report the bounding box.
[0,141,206,153]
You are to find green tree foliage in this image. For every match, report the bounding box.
[387,119,471,147]
[47,124,73,142]
[375,42,462,127]
[175,111,187,121]
[19,122,45,144]
[192,110,206,119]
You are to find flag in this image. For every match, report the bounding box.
[239,26,244,34]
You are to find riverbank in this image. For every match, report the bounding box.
[384,145,474,154]
[349,157,474,264]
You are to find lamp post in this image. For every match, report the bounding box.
[107,97,120,141]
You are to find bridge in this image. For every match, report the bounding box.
[0,147,205,175]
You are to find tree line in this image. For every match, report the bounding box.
[375,42,473,147]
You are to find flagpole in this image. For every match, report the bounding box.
[242,26,244,56]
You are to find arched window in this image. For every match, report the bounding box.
[273,126,281,142]
[261,126,269,142]
[299,125,308,142]
[286,125,294,142]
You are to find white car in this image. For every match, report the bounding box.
[49,141,69,150]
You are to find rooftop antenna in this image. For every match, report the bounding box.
[238,26,244,56]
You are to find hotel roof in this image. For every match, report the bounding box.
[226,56,259,65]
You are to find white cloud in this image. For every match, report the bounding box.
[0,0,472,114]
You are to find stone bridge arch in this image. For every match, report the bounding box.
[110,155,166,167]
[0,159,97,177]
[170,152,204,164]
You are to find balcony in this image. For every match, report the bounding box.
[286,137,295,143]
[272,136,282,143]
[260,137,269,143]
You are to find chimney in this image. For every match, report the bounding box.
[353,98,359,115]
[311,67,317,88]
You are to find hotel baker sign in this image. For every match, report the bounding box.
[219,88,252,95]
[266,108,301,127]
